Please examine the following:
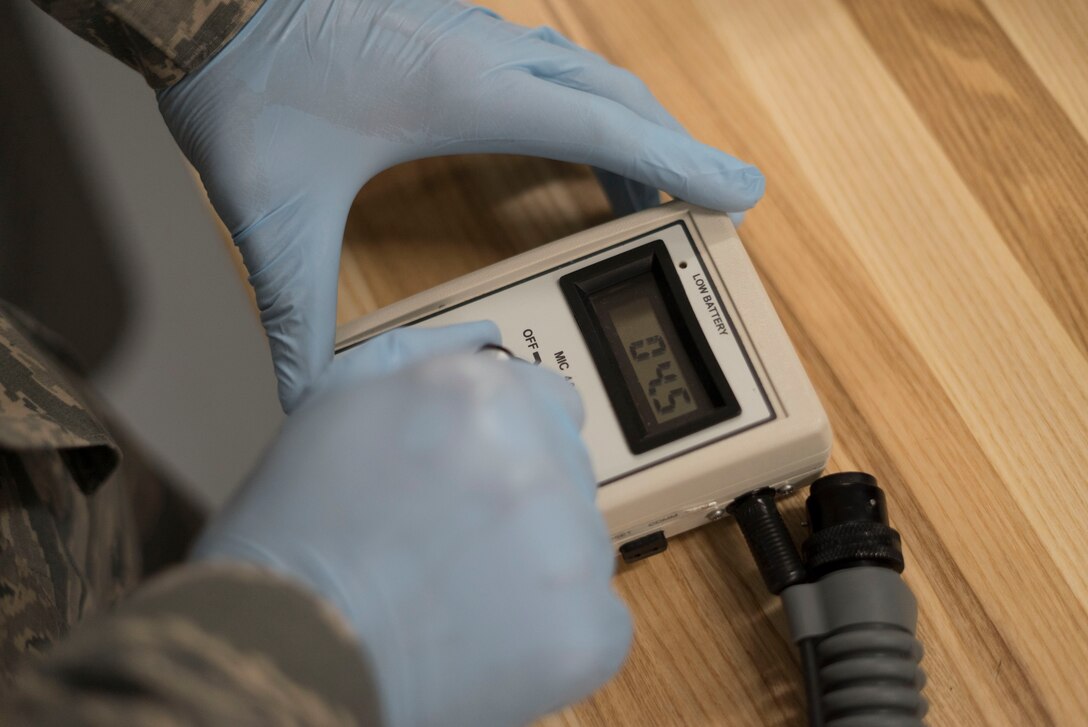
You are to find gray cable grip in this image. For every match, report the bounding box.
[781,567,917,642]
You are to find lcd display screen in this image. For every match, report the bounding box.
[560,239,740,453]
[590,273,712,431]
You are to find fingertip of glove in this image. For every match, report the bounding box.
[716,163,764,204]
[592,595,635,684]
[741,165,766,199]
[610,595,635,653]
[658,137,765,211]
[464,319,503,345]
[551,376,586,430]
[706,164,764,213]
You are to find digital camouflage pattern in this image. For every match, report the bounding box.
[0,304,379,723]
[4,567,381,725]
[0,304,139,682]
[29,0,264,88]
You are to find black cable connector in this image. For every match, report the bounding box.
[803,472,904,579]
[726,474,928,727]
[726,488,806,595]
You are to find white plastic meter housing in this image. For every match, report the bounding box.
[336,202,831,557]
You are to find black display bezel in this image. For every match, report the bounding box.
[560,240,741,453]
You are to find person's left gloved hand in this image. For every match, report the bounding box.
[194,321,630,726]
[158,0,765,412]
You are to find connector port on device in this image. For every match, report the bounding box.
[619,531,668,564]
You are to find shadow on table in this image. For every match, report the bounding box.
[340,154,619,314]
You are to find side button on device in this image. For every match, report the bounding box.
[619,531,668,564]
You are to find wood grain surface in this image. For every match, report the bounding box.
[328,1,1088,724]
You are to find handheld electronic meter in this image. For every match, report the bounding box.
[336,201,831,560]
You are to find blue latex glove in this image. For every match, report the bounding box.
[157,0,765,411]
[194,321,628,726]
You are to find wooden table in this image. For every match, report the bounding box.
[331,1,1088,724]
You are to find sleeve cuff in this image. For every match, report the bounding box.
[8,563,382,724]
[31,0,266,89]
[122,563,381,719]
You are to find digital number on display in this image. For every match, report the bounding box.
[609,299,697,423]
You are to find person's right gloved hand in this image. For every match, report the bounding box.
[158,0,765,412]
[193,322,629,727]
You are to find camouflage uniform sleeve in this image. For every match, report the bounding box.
[2,304,380,721]
[2,564,383,726]
[0,304,143,682]
[28,0,264,88]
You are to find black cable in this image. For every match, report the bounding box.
[799,637,824,727]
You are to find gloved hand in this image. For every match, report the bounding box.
[157,0,766,411]
[193,321,630,726]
